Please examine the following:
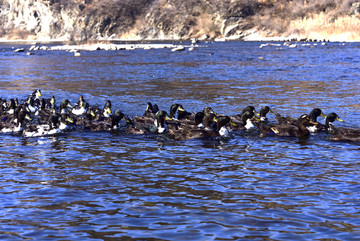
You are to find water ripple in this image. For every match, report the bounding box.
[0,42,360,240]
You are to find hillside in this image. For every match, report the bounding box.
[0,0,359,41]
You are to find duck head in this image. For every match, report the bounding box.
[103,100,112,117]
[309,108,326,122]
[203,106,216,116]
[111,110,125,129]
[259,106,273,121]
[86,107,96,120]
[7,99,16,114]
[241,106,259,117]
[50,96,56,108]
[325,113,344,129]
[60,99,73,114]
[32,89,42,99]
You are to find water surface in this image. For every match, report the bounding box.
[0,41,360,240]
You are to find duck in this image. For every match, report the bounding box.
[328,118,360,142]
[74,106,96,128]
[230,105,258,124]
[315,112,344,133]
[60,99,73,114]
[71,97,88,116]
[242,106,258,116]
[259,106,273,121]
[5,99,16,115]
[166,105,216,132]
[168,113,231,140]
[169,103,193,120]
[127,110,172,135]
[73,95,85,107]
[102,100,112,118]
[0,108,32,134]
[35,99,49,116]
[187,106,216,126]
[152,110,172,133]
[194,111,205,127]
[143,102,159,117]
[86,100,113,123]
[306,108,326,133]
[110,110,126,130]
[187,107,216,128]
[0,98,6,115]
[23,110,64,137]
[90,110,126,131]
[58,113,74,131]
[328,125,360,142]
[26,96,38,113]
[275,108,324,126]
[229,111,259,131]
[1,100,29,125]
[35,99,58,125]
[124,117,148,135]
[42,95,56,109]
[31,89,42,100]
[257,114,316,138]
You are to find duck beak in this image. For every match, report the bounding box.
[125,117,133,124]
[252,115,261,121]
[320,112,326,118]
[309,120,318,125]
[178,106,186,112]
[230,121,238,127]
[107,108,112,114]
[67,117,74,123]
[91,110,96,117]
[165,116,173,121]
[336,117,344,122]
[25,114,32,121]
[253,110,260,117]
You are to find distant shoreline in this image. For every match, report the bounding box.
[0,37,357,46]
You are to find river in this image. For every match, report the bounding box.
[0,41,359,240]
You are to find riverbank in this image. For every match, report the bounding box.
[1,0,360,42]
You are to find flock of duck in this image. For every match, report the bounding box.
[0,89,359,142]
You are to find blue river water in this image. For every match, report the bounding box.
[0,41,360,240]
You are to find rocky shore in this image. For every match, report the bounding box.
[1,0,360,42]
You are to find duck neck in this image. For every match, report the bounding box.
[169,104,178,119]
[154,116,167,133]
[325,118,332,129]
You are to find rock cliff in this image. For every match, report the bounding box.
[0,0,359,41]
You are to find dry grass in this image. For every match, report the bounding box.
[3,29,35,40]
[287,13,360,41]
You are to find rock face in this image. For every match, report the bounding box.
[0,0,359,41]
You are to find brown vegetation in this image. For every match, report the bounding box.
[0,0,359,41]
